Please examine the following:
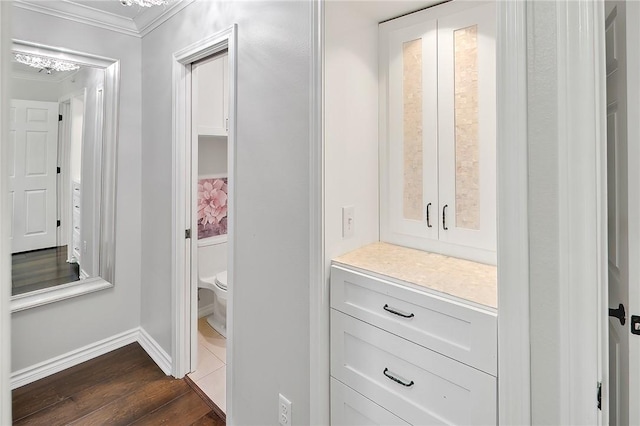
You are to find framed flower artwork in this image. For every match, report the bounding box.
[197,176,228,239]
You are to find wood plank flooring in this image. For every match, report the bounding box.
[12,343,225,426]
[12,246,80,295]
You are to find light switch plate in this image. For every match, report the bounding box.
[342,206,355,238]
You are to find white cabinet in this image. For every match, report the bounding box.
[380,2,496,264]
[193,53,229,136]
[331,378,411,426]
[330,264,497,425]
[70,180,81,266]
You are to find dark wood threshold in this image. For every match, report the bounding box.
[185,375,227,422]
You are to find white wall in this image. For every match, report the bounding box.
[70,95,83,183]
[10,78,61,102]
[527,2,562,423]
[199,136,227,176]
[325,1,381,264]
[0,2,12,422]
[9,7,142,372]
[141,1,312,423]
[61,66,104,278]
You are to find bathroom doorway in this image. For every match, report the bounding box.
[186,50,229,416]
[171,27,237,421]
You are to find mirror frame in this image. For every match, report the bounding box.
[9,40,120,312]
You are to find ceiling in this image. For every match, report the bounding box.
[13,0,193,37]
[12,60,81,83]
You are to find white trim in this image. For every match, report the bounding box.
[11,40,117,79]
[138,327,172,376]
[10,277,113,313]
[496,1,531,424]
[626,2,640,424]
[0,2,12,422]
[136,0,195,37]
[556,0,605,424]
[12,0,194,38]
[10,327,139,389]
[13,0,140,37]
[171,25,237,422]
[9,327,172,390]
[310,0,327,424]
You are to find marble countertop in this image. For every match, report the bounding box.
[333,242,497,309]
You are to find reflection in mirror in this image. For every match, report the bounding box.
[8,40,119,308]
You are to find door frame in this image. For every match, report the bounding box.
[626,2,640,423]
[605,0,640,423]
[171,24,237,421]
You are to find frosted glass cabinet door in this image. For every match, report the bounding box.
[437,3,496,252]
[383,19,439,241]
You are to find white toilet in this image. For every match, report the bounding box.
[198,239,228,337]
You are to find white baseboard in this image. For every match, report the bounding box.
[137,327,172,375]
[10,327,139,389]
[198,303,215,318]
[11,327,173,389]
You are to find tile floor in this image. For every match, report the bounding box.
[188,317,227,413]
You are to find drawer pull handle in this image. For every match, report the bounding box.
[383,368,414,387]
[383,304,414,318]
[442,204,449,230]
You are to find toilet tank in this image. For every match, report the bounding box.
[198,237,227,279]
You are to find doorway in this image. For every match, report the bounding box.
[171,26,237,421]
[605,0,640,424]
[186,50,229,416]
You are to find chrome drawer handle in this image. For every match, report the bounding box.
[383,304,414,319]
[383,368,414,387]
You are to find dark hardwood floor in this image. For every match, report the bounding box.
[12,343,225,426]
[12,246,80,295]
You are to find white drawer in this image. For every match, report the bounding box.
[331,378,410,426]
[330,265,497,375]
[331,310,496,426]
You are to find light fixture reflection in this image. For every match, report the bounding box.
[13,53,80,75]
[119,0,169,7]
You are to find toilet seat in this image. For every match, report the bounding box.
[215,271,227,290]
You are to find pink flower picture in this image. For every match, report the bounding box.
[197,177,228,239]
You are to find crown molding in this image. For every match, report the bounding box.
[13,0,191,38]
[14,0,140,37]
[136,0,194,37]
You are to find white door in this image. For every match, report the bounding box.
[604,0,640,424]
[8,100,59,253]
[385,18,439,242]
[437,2,496,252]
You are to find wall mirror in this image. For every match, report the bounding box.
[8,40,119,312]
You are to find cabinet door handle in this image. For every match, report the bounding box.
[383,304,414,318]
[442,204,449,230]
[426,203,433,228]
[383,368,414,387]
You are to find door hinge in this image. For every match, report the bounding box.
[597,382,602,410]
[59,114,63,122]
[185,229,192,239]
[57,167,61,174]
[57,220,61,227]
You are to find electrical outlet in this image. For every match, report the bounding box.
[83,241,87,253]
[279,394,292,426]
[342,206,355,239]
